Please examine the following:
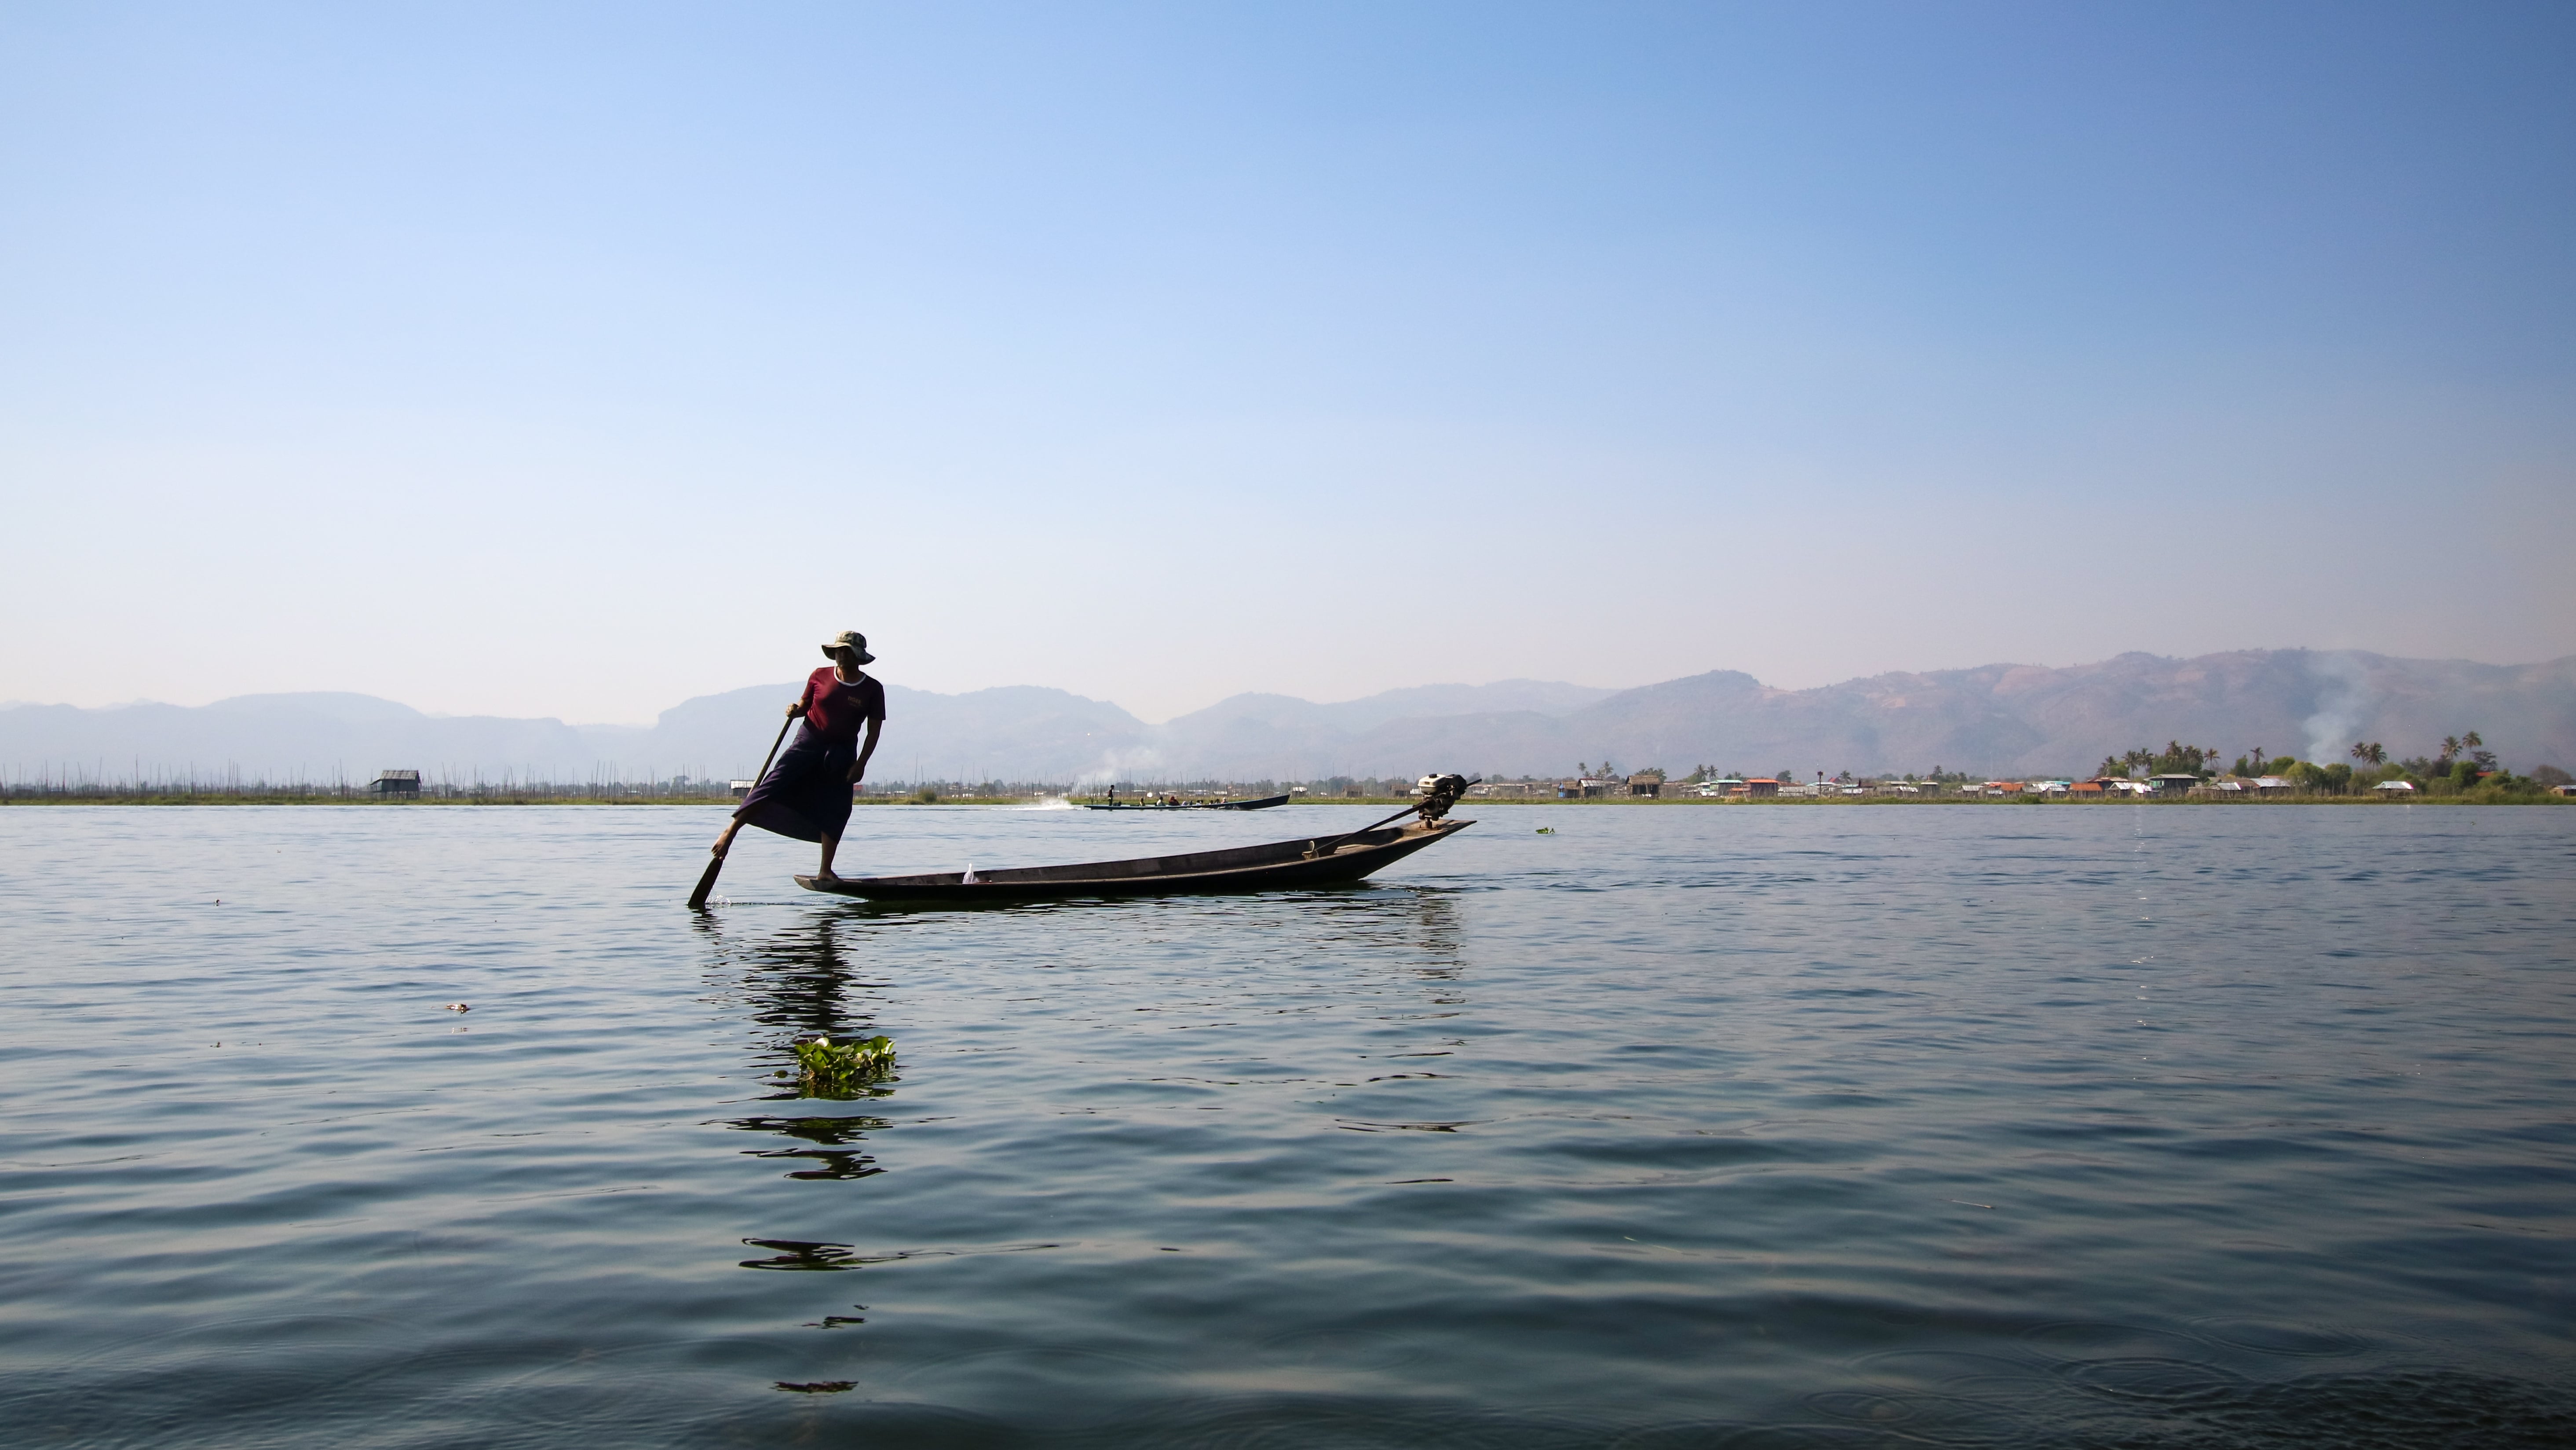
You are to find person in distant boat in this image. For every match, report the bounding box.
[709,631,885,884]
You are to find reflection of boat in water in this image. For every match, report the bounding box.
[1082,792,1291,811]
[799,817,1471,900]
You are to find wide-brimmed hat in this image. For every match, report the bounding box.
[821,630,875,664]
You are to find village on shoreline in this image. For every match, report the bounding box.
[8,765,2569,809]
[7,728,2567,807]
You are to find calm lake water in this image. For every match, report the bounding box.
[2,802,2571,1447]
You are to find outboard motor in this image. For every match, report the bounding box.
[1415,773,1473,823]
[1304,773,1479,860]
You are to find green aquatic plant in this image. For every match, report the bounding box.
[792,1034,896,1093]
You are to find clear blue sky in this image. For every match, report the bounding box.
[4,2,2570,723]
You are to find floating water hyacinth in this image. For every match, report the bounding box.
[792,1034,896,1094]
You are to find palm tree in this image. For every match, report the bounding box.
[2463,731,2483,750]
[2350,741,2386,766]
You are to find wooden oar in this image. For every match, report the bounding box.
[689,711,799,910]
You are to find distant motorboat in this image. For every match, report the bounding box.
[1082,793,1291,812]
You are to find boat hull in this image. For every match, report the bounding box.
[796,818,1471,900]
[1081,793,1292,811]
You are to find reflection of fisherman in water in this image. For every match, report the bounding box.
[733,912,879,1042]
[731,1113,888,1181]
[699,911,896,1180]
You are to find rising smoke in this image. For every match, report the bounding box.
[2302,651,2376,764]
[1074,747,1167,791]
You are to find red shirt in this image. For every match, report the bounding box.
[800,667,886,743]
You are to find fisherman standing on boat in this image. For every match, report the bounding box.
[709,631,885,885]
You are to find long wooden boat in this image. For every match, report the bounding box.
[796,817,1471,900]
[1081,793,1291,812]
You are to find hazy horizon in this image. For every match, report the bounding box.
[7,4,2572,723]
[9,643,2573,732]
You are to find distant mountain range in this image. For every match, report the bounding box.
[5,651,2571,786]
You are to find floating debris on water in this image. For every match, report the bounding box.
[444,1002,469,1013]
[794,1034,895,1095]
